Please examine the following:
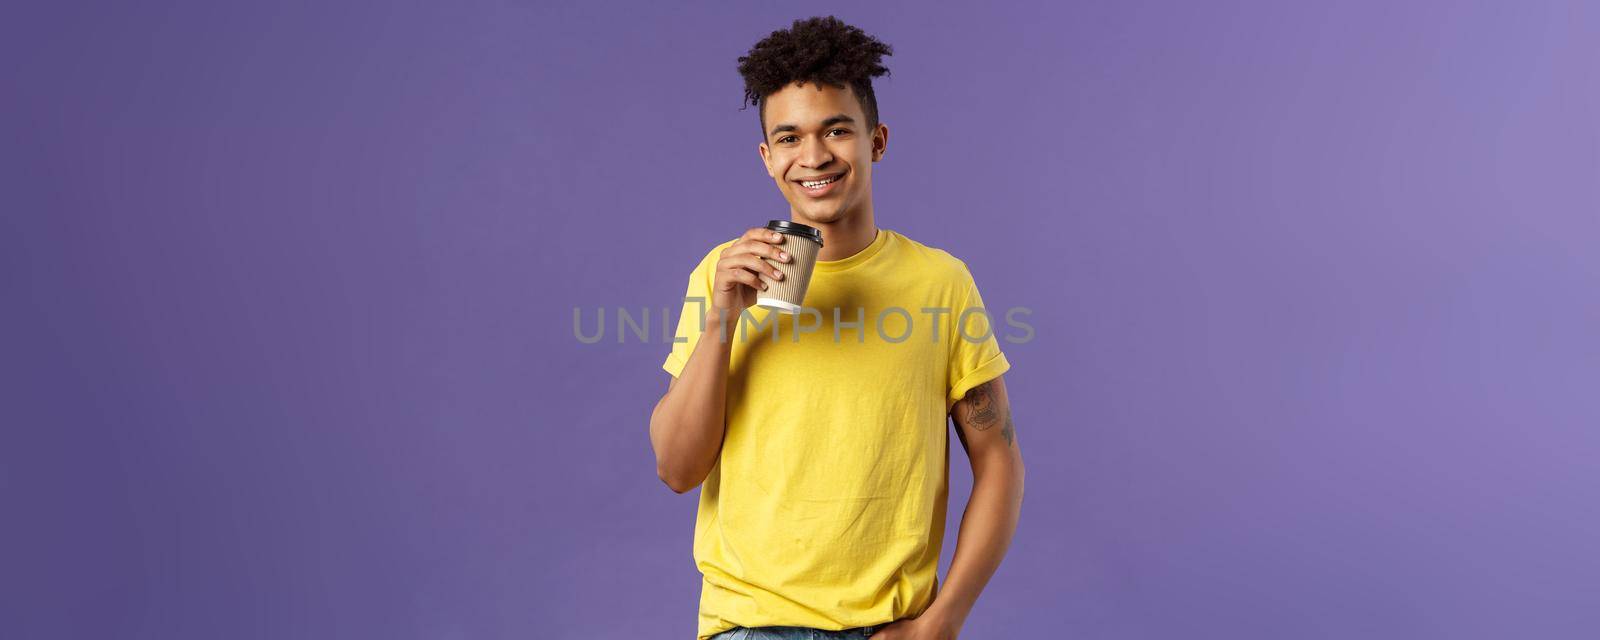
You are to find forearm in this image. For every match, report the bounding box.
[649,310,738,492]
[924,454,1025,627]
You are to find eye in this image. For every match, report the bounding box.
[778,135,797,144]
[827,128,849,137]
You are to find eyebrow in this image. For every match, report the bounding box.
[768,114,857,139]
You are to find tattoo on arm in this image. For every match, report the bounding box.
[963,381,999,430]
[959,380,1016,448]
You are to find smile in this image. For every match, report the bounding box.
[794,171,845,197]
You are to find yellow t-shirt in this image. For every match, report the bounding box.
[662,228,1011,640]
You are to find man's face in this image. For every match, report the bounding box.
[758,81,888,226]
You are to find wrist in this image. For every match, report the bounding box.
[703,306,742,336]
[923,600,969,630]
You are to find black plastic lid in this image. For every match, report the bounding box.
[765,220,824,246]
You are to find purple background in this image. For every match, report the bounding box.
[4,1,1597,638]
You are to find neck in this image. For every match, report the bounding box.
[799,209,878,261]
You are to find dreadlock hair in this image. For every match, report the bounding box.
[737,16,894,138]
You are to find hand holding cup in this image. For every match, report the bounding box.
[710,226,792,324]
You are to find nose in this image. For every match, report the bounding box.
[798,136,834,169]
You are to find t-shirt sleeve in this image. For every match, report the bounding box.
[947,267,1011,408]
[662,256,714,378]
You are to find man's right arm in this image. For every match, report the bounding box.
[648,227,790,493]
[649,309,738,493]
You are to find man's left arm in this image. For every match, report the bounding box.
[877,375,1025,639]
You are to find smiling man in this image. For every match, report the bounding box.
[648,16,1025,640]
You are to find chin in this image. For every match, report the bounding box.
[793,203,848,225]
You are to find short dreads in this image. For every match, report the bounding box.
[737,16,894,137]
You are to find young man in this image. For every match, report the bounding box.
[649,16,1025,640]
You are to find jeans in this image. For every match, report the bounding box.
[710,624,882,640]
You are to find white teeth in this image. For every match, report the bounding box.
[801,175,839,188]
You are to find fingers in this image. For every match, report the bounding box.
[716,263,766,292]
[738,253,786,281]
[723,229,791,264]
[739,226,789,246]
[716,254,784,288]
[713,228,793,300]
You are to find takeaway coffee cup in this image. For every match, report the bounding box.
[755,220,823,314]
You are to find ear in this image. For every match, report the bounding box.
[871,123,889,162]
[759,141,774,178]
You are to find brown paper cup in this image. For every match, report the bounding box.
[756,226,822,314]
